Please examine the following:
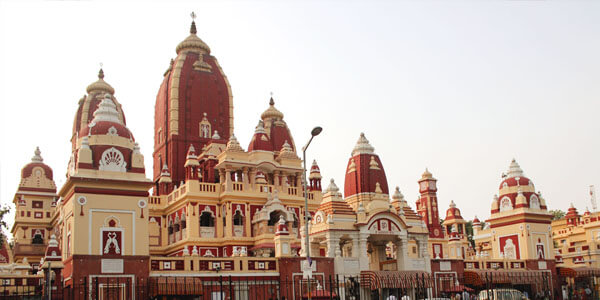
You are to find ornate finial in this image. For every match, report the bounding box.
[352,132,375,156]
[32,147,43,162]
[190,12,197,34]
[269,93,274,106]
[98,67,104,80]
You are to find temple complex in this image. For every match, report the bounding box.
[2,16,599,300]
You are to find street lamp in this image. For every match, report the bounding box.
[302,126,322,299]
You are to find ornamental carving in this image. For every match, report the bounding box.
[99,147,127,172]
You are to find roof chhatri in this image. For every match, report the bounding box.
[226,134,244,152]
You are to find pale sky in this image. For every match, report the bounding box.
[1,1,599,236]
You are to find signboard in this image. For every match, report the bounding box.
[101,259,124,273]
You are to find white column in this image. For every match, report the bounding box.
[335,240,342,257]
[358,233,369,271]
[396,239,406,270]
[352,237,360,258]
[326,234,338,258]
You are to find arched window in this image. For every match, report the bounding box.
[500,197,513,212]
[268,211,285,226]
[32,232,44,245]
[233,210,244,226]
[530,195,541,209]
[200,211,215,227]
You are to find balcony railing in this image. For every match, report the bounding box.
[13,243,46,256]
[154,181,319,209]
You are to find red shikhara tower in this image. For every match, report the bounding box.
[417,169,444,239]
[153,19,233,193]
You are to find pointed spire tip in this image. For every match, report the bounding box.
[190,12,197,34]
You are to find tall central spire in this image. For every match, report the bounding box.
[153,15,233,194]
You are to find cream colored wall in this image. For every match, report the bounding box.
[486,222,552,260]
[552,215,600,268]
[69,192,148,256]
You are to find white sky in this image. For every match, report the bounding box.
[1,1,599,236]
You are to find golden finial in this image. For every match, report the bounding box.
[269,92,274,106]
[190,12,197,34]
[98,63,104,79]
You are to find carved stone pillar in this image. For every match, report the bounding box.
[326,234,339,258]
[282,172,289,188]
[295,172,302,187]
[218,169,226,184]
[335,240,342,257]
[352,237,360,258]
[358,233,369,271]
[242,167,249,190]
[396,239,407,270]
[273,170,281,189]
[249,168,257,191]
[225,168,232,192]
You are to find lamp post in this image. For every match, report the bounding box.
[302,126,322,299]
[46,261,52,300]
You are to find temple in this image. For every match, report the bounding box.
[2,16,598,300]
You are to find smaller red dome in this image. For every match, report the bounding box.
[499,176,531,190]
[21,147,54,182]
[445,200,463,220]
[473,216,481,225]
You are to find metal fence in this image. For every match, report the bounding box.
[0,271,571,300]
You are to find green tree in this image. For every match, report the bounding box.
[550,209,566,221]
[465,221,475,248]
[0,205,10,247]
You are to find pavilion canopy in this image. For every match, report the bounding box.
[360,270,432,290]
